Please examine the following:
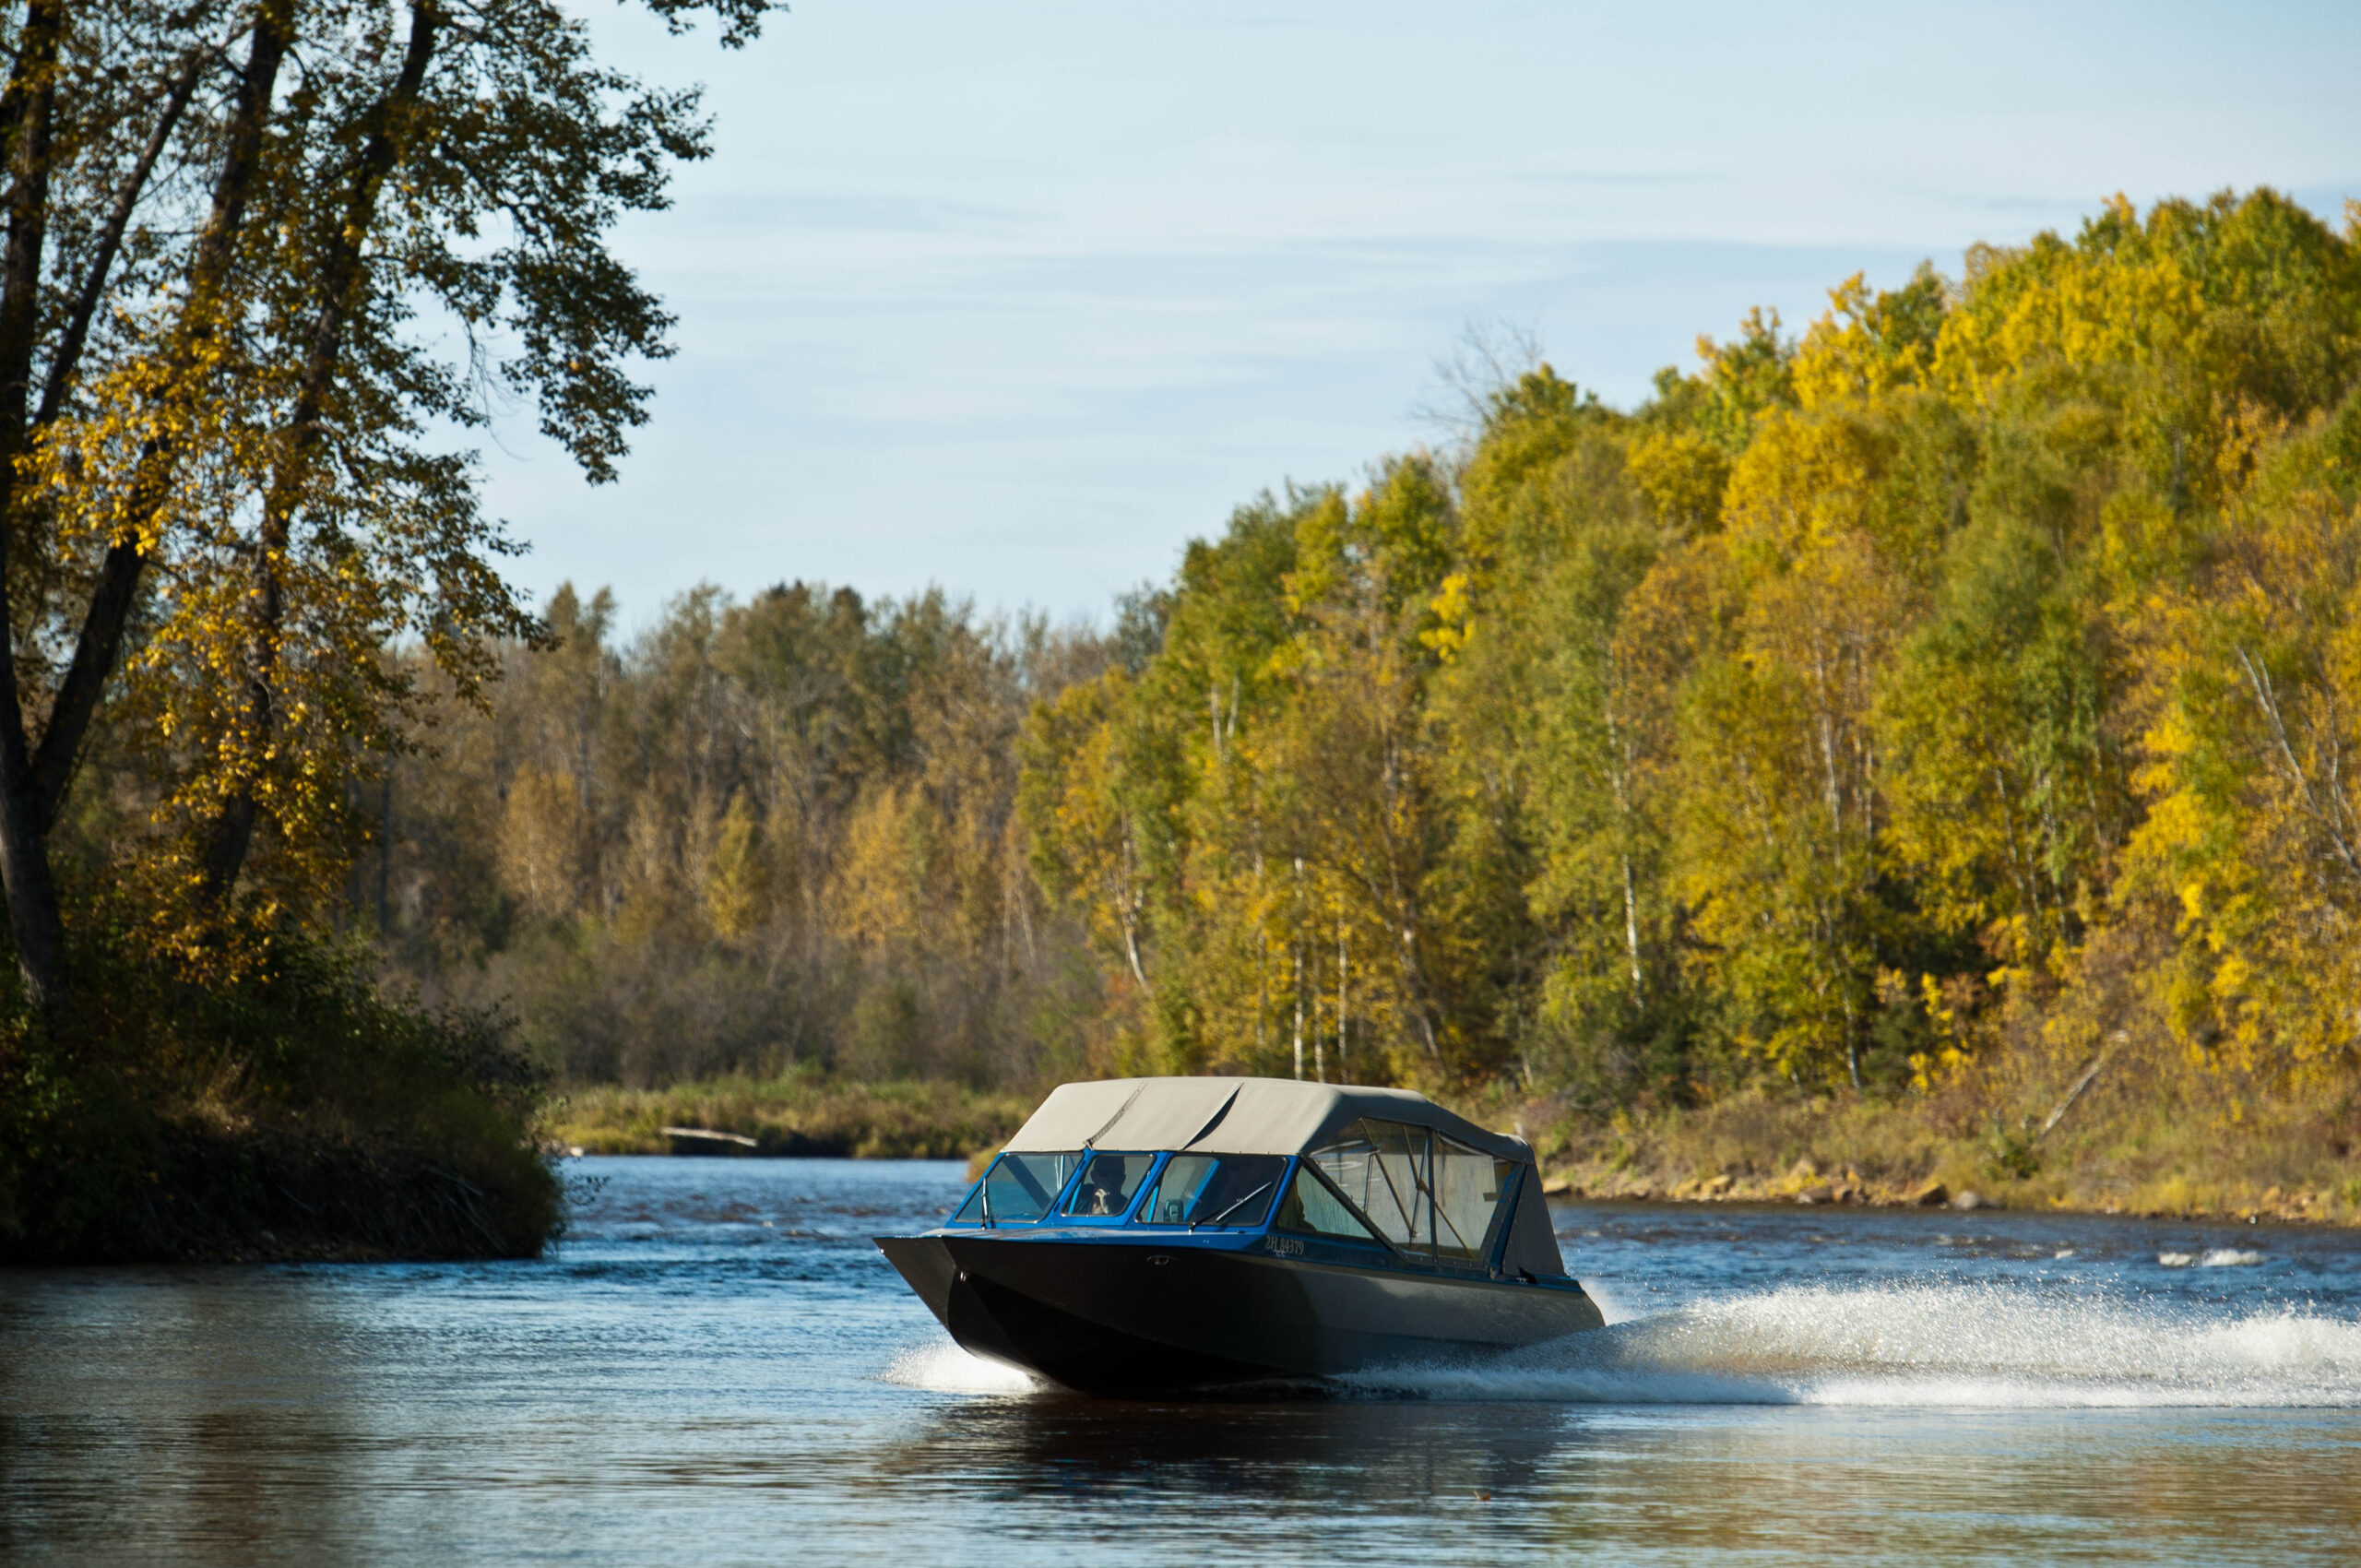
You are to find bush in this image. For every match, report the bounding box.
[0,932,561,1263]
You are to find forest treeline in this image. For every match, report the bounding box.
[400,189,2360,1136]
[375,582,1125,1086]
[1025,188,2361,1110]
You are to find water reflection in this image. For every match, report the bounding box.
[0,1269,384,1566]
[1529,1406,2361,1562]
[886,1393,1581,1504]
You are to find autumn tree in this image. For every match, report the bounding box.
[0,0,770,1019]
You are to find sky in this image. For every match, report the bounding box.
[476,0,2361,630]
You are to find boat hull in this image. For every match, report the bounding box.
[875,1232,1604,1396]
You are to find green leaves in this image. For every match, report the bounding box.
[1019,189,2361,1106]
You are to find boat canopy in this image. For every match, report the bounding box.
[1002,1077,1526,1161]
[1000,1077,1566,1278]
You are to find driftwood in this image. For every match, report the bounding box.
[2036,1031,2124,1143]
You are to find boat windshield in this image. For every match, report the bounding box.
[1133,1154,1286,1227]
[952,1150,1083,1225]
[1061,1152,1156,1218]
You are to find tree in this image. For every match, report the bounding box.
[0,0,772,1016]
[2129,412,2361,1087]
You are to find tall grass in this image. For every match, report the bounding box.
[552,1074,1030,1158]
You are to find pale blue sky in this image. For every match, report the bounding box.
[480,0,2361,627]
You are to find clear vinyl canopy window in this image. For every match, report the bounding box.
[953,1151,1083,1225]
[1062,1152,1156,1218]
[1306,1119,1515,1263]
[1137,1153,1287,1228]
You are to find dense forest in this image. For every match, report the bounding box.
[372,583,1121,1087]
[395,190,2361,1158]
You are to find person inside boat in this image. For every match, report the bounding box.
[1078,1173,1121,1216]
[1062,1152,1156,1218]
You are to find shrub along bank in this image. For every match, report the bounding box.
[0,937,560,1264]
[551,1057,2360,1233]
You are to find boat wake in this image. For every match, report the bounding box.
[883,1281,2361,1408]
[1343,1281,2361,1408]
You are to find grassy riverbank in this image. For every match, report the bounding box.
[550,1075,1033,1159]
[1512,1087,2361,1225]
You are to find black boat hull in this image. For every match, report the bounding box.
[876,1233,1605,1396]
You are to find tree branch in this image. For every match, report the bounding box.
[28,0,293,836]
[35,49,209,428]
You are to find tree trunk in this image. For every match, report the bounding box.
[0,0,67,1016]
[1291,942,1303,1080]
[202,0,440,904]
[0,0,291,1000]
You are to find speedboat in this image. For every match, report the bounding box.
[874,1076,1604,1395]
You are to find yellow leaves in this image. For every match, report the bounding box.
[2096,488,2181,604]
[1020,668,1157,981]
[1719,407,1884,563]
[499,765,588,916]
[2124,471,2361,1089]
[1792,269,1940,411]
[1900,970,1981,1091]
[1935,239,2203,404]
[1626,429,1728,534]
[703,791,767,940]
[1279,491,1351,617]
[1418,573,1472,662]
[1792,276,1879,410]
[831,783,934,955]
[2213,396,2288,504]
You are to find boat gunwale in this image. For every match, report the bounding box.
[922,1227,1598,1296]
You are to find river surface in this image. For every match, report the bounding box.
[4,1156,2358,1564]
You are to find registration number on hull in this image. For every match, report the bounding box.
[1263,1235,1305,1256]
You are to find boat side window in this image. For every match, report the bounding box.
[1272,1163,1383,1243]
[1431,1141,1517,1262]
[952,1151,1082,1225]
[1134,1154,1286,1227]
[1307,1120,1430,1250]
[1060,1152,1157,1218]
[1306,1120,1515,1262]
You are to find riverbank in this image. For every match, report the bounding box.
[550,1075,1032,1159]
[0,942,560,1265]
[1516,1088,2361,1226]
[547,1069,2361,1229]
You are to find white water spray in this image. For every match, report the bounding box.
[883,1340,1041,1394]
[1342,1282,2361,1408]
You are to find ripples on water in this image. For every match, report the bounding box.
[3,1157,2357,1564]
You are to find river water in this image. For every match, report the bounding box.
[3,1156,2357,1564]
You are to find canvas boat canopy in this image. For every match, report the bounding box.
[1003,1076,1526,1162]
[998,1077,1566,1278]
